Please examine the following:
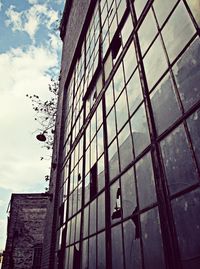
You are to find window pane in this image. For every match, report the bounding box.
[143,36,168,90]
[115,90,129,131]
[90,200,96,235]
[153,0,177,27]
[126,69,143,115]
[97,232,106,269]
[110,180,121,223]
[138,9,158,55]
[105,81,115,114]
[121,167,137,218]
[141,207,166,269]
[108,139,120,180]
[123,41,137,82]
[136,152,157,208]
[162,2,196,62]
[187,108,200,167]
[121,14,133,46]
[172,188,200,268]
[111,224,124,269]
[123,220,142,269]
[98,192,105,231]
[134,0,147,18]
[107,108,117,144]
[81,240,88,269]
[89,236,96,269]
[186,0,200,26]
[113,63,125,99]
[131,104,150,156]
[97,154,105,191]
[151,73,181,135]
[161,124,199,194]
[173,38,200,111]
[118,123,134,170]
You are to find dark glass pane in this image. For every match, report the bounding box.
[126,69,143,116]
[141,207,166,269]
[136,152,157,208]
[108,139,120,180]
[123,220,142,269]
[187,108,200,167]
[97,154,105,191]
[138,9,157,55]
[115,90,129,131]
[111,224,124,269]
[118,123,134,171]
[143,36,168,90]
[151,73,181,135]
[131,104,150,156]
[153,0,177,27]
[121,167,137,218]
[90,200,97,235]
[173,38,200,111]
[162,2,196,62]
[186,0,200,26]
[97,232,106,269]
[85,174,90,205]
[89,236,96,269]
[161,124,199,194]
[172,188,200,268]
[98,192,105,231]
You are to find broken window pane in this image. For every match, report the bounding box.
[121,167,137,218]
[110,180,121,223]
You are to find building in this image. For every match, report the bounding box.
[42,0,200,269]
[2,194,48,269]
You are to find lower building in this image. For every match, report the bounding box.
[2,194,48,269]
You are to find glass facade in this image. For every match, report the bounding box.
[56,1,200,268]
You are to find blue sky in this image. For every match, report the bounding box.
[0,0,65,250]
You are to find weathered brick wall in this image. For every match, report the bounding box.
[2,194,48,269]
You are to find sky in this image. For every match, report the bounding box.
[0,0,65,250]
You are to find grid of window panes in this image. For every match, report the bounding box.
[57,1,200,268]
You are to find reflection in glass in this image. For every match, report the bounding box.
[108,139,120,180]
[131,104,150,156]
[81,240,88,269]
[126,69,143,115]
[83,206,89,238]
[110,180,121,223]
[85,174,90,205]
[153,0,177,27]
[97,232,106,269]
[151,73,181,135]
[136,152,157,209]
[105,81,115,114]
[121,167,137,218]
[161,124,199,194]
[138,9,157,55]
[173,38,200,111]
[187,109,200,167]
[123,220,142,269]
[143,36,168,90]
[115,90,129,131]
[111,224,124,269]
[118,123,133,171]
[141,207,166,269]
[162,2,196,62]
[123,41,137,82]
[172,189,200,268]
[97,126,104,158]
[134,0,147,18]
[113,63,125,99]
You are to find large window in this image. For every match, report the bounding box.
[56,1,200,268]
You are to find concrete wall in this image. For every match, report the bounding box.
[2,194,48,269]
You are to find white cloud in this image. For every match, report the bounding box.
[0,0,3,11]
[0,45,58,192]
[5,4,59,42]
